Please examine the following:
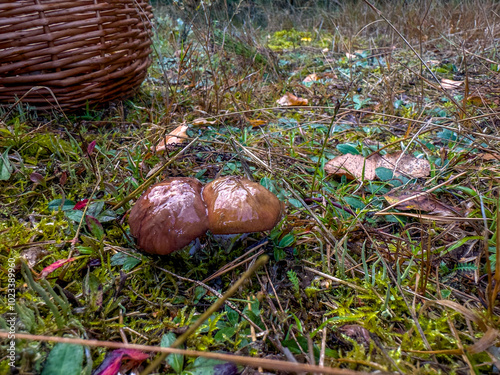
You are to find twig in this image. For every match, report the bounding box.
[0,331,381,375]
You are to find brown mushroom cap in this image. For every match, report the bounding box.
[202,176,283,234]
[128,177,208,255]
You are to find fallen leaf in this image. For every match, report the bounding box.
[477,152,500,161]
[247,119,267,127]
[441,78,463,89]
[303,73,319,83]
[383,191,459,216]
[92,349,149,375]
[276,92,308,106]
[376,151,430,178]
[324,154,377,180]
[324,151,430,181]
[154,124,189,153]
[467,95,490,106]
[39,258,78,279]
[191,118,217,127]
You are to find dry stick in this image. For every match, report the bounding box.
[112,136,199,211]
[140,255,269,375]
[0,331,375,375]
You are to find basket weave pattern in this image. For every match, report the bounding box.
[0,0,153,110]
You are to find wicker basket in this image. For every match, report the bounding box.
[0,0,153,110]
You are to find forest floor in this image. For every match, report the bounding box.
[1,1,500,374]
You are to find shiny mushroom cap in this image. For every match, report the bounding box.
[128,178,208,255]
[202,176,283,235]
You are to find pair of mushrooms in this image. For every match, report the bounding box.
[128,176,283,255]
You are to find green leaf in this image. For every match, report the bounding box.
[375,167,394,181]
[86,216,104,240]
[110,253,141,271]
[161,333,184,374]
[64,209,84,223]
[48,199,76,212]
[343,197,365,209]
[0,147,13,180]
[336,143,359,155]
[184,357,237,375]
[288,198,303,208]
[214,327,236,342]
[87,201,105,218]
[97,209,118,223]
[122,256,141,271]
[226,307,239,326]
[278,233,295,248]
[41,343,83,375]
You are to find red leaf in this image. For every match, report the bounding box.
[93,349,149,375]
[39,258,78,279]
[87,140,97,156]
[73,199,89,210]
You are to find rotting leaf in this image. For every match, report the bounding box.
[276,92,308,106]
[383,191,459,216]
[154,124,189,153]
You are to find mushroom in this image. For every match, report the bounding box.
[202,176,283,234]
[128,177,208,255]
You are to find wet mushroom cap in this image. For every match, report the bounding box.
[128,177,208,255]
[202,176,283,234]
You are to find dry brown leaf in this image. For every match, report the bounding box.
[303,73,319,83]
[376,151,430,178]
[276,92,308,106]
[383,191,459,216]
[324,154,377,180]
[325,151,430,181]
[191,118,217,127]
[153,124,189,153]
[477,152,500,161]
[441,78,463,89]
